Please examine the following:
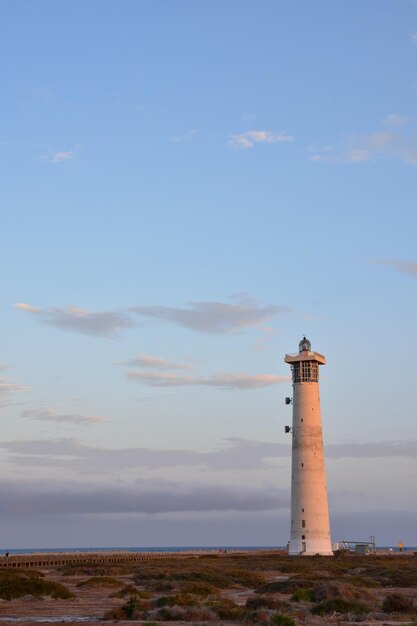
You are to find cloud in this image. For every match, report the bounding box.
[228,130,294,149]
[127,370,288,390]
[370,258,417,277]
[309,117,417,165]
[0,437,289,473]
[326,440,417,460]
[383,113,407,128]
[14,302,39,313]
[0,377,30,409]
[170,129,197,143]
[117,354,191,370]
[1,437,417,479]
[411,33,417,45]
[0,479,286,516]
[21,408,106,425]
[50,150,74,163]
[15,295,287,337]
[130,296,289,334]
[14,303,134,337]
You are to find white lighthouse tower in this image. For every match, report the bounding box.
[284,337,333,556]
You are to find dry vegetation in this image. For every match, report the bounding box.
[0,551,417,624]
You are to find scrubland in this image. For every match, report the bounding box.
[0,551,416,625]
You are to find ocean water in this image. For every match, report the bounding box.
[0,545,283,555]
[0,545,414,555]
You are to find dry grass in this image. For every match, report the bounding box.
[64,552,417,624]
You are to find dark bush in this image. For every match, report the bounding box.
[157,607,174,620]
[258,578,314,594]
[155,595,170,607]
[182,581,215,596]
[77,575,123,587]
[246,595,289,610]
[110,584,145,598]
[382,593,414,613]
[0,572,73,600]
[269,615,296,626]
[312,598,369,615]
[208,598,245,620]
[122,596,143,619]
[291,587,313,601]
[311,580,373,603]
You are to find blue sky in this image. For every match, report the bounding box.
[1,0,417,548]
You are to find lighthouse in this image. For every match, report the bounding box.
[284,337,333,556]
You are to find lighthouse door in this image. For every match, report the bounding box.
[302,542,306,553]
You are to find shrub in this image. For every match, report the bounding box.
[311,580,373,603]
[110,584,145,598]
[258,578,314,594]
[153,581,175,592]
[312,598,368,615]
[103,606,128,620]
[155,595,170,607]
[382,593,414,613]
[246,595,289,610]
[182,581,215,596]
[0,572,73,600]
[292,587,313,601]
[157,607,174,620]
[171,593,198,606]
[207,598,245,620]
[77,575,123,587]
[103,595,150,620]
[269,615,296,626]
[123,596,144,619]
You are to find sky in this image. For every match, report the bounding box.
[1,0,417,549]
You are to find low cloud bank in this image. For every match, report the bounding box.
[0,479,286,516]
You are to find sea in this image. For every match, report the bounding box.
[0,546,282,555]
[0,545,414,555]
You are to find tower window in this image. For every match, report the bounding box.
[302,535,306,539]
[292,361,319,383]
[302,520,306,528]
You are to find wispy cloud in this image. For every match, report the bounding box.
[127,370,288,390]
[130,296,289,334]
[170,129,197,143]
[383,113,407,128]
[309,115,417,165]
[228,130,294,150]
[117,354,191,370]
[0,377,30,409]
[370,258,417,277]
[411,33,417,45]
[50,150,74,163]
[21,408,107,426]
[14,303,134,338]
[15,295,286,337]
